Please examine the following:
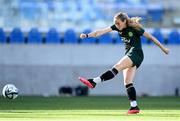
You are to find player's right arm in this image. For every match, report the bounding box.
[80,27,113,39]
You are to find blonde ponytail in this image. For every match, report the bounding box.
[127,17,143,30]
[130,17,142,23]
[114,12,143,30]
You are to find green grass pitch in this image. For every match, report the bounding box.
[0,96,180,121]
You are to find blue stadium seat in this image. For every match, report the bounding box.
[148,6,164,22]
[115,33,122,44]
[20,2,39,20]
[10,27,24,43]
[168,29,180,44]
[63,29,78,43]
[95,8,105,20]
[28,28,42,44]
[141,36,148,44]
[0,28,6,43]
[98,33,113,44]
[46,28,60,43]
[152,29,164,44]
[80,29,96,44]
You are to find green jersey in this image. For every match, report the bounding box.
[111,25,145,52]
[111,24,145,68]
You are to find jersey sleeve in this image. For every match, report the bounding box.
[136,28,145,36]
[110,24,119,31]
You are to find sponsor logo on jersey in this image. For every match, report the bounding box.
[121,37,130,43]
[119,32,122,34]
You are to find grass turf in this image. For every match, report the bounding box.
[0,96,180,121]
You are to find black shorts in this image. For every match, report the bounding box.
[125,48,144,68]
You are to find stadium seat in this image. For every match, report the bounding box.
[95,8,105,20]
[27,28,42,44]
[98,33,113,44]
[168,29,180,44]
[152,29,164,44]
[141,36,148,44]
[63,29,78,43]
[0,28,6,43]
[147,5,164,22]
[80,29,96,44]
[20,2,39,20]
[114,33,122,44]
[46,28,60,43]
[10,27,24,43]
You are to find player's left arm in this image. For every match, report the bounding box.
[143,31,170,54]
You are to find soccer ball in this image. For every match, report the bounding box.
[2,84,18,99]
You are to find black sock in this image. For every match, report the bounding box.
[100,68,118,81]
[126,83,136,101]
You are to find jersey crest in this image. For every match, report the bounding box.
[128,32,133,37]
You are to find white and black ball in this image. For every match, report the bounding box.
[2,84,18,99]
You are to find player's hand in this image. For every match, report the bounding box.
[80,33,87,39]
[163,48,170,54]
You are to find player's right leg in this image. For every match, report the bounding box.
[123,66,140,114]
[79,56,133,88]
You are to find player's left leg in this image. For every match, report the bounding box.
[123,66,140,114]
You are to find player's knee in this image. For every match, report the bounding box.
[113,64,124,71]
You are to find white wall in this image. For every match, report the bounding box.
[0,44,179,96]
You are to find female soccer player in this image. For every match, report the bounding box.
[79,12,169,114]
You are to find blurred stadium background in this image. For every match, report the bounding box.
[0,0,180,97]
